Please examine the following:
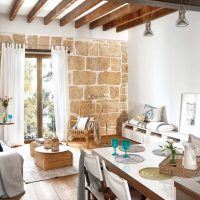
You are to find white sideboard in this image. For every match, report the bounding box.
[122,122,189,144]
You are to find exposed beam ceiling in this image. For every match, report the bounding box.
[103,6,160,31]
[116,8,176,32]
[60,0,103,26]
[89,3,143,30]
[108,0,200,12]
[44,0,78,25]
[75,0,126,28]
[5,0,190,32]
[9,0,24,21]
[27,0,48,23]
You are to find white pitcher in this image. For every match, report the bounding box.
[182,142,198,170]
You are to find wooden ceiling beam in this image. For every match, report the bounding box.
[44,0,77,25]
[116,8,176,32]
[27,0,48,23]
[89,3,143,30]
[103,6,159,31]
[107,0,200,12]
[60,0,103,26]
[75,0,126,28]
[9,0,24,21]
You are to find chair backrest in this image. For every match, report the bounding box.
[84,154,103,181]
[102,160,131,200]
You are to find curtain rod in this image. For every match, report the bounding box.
[25,49,70,54]
[0,43,71,54]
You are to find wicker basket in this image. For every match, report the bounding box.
[34,150,73,170]
[159,154,200,178]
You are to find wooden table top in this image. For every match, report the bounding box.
[174,177,200,200]
[92,143,197,200]
[0,122,14,125]
[35,145,69,154]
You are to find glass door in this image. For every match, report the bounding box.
[24,55,55,141]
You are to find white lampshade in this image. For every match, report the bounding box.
[143,20,154,37]
[176,9,189,27]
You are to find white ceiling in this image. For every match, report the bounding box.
[0,0,108,20]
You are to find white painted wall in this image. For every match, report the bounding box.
[0,14,128,41]
[128,11,200,128]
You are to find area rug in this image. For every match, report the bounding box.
[16,144,80,183]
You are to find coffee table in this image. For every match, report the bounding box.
[34,145,73,170]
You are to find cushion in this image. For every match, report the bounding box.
[188,134,200,156]
[86,117,95,130]
[0,142,3,152]
[146,122,165,132]
[128,119,140,126]
[157,124,176,132]
[134,113,146,122]
[143,104,163,122]
[76,117,90,130]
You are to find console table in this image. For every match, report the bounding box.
[122,122,188,144]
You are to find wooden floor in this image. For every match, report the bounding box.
[5,135,126,200]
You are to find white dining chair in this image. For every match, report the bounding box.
[101,160,132,200]
[84,154,106,200]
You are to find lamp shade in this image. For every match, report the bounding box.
[144,20,154,37]
[176,9,189,27]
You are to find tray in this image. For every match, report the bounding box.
[159,154,200,178]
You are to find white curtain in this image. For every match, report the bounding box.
[51,47,69,141]
[0,43,25,146]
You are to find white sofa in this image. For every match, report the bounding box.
[0,141,24,198]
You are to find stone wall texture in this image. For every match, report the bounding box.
[0,34,128,135]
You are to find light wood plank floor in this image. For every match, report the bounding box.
[4,135,126,200]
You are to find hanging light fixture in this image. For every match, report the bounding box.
[176,8,189,27]
[143,0,155,37]
[176,0,191,27]
[143,20,154,37]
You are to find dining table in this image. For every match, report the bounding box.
[92,142,199,200]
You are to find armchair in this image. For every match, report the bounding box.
[67,101,103,148]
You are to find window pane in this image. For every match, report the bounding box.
[42,58,56,137]
[24,58,37,140]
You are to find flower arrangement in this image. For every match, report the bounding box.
[0,96,12,123]
[0,96,12,108]
[160,140,177,165]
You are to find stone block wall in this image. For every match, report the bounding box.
[0,34,128,135]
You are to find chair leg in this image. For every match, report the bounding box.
[66,134,69,146]
[92,195,97,200]
[86,137,89,149]
[87,190,90,200]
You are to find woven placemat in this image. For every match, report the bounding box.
[119,145,145,153]
[152,149,166,157]
[139,167,172,180]
[115,154,145,164]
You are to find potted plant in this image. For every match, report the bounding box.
[160,140,177,166]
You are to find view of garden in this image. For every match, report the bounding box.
[24,58,56,139]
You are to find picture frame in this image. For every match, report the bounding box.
[179,93,200,135]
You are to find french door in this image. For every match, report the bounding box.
[24,54,56,140]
